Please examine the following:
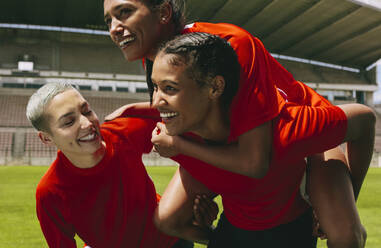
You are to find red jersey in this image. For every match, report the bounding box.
[173,103,347,230]
[36,117,177,248]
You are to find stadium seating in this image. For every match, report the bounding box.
[25,132,57,158]
[0,131,13,163]
[0,95,30,127]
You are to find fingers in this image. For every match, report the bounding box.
[104,111,120,122]
[152,145,158,153]
[151,123,162,141]
[192,196,203,226]
[156,122,165,130]
[312,210,327,240]
[193,195,219,227]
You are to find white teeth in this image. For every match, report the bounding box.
[160,112,178,118]
[119,36,135,46]
[79,133,95,141]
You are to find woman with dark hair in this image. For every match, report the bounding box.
[103,1,372,247]
[150,32,373,247]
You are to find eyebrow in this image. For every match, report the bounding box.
[104,3,127,20]
[57,102,89,121]
[152,79,179,86]
[164,80,179,86]
[58,111,74,122]
[81,101,90,110]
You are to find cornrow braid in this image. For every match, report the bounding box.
[158,32,240,114]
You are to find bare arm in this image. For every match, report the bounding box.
[152,121,272,178]
[308,147,366,247]
[105,101,158,121]
[338,103,376,199]
[154,167,217,244]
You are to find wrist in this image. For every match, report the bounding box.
[172,135,184,154]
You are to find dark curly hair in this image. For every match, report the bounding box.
[153,32,240,115]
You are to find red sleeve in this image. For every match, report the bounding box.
[102,117,158,154]
[272,104,347,163]
[183,22,284,141]
[36,186,77,248]
[119,105,161,119]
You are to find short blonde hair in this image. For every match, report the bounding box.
[26,82,75,132]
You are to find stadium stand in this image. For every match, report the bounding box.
[0,95,30,127]
[278,58,370,85]
[0,131,13,164]
[317,66,369,85]
[24,131,56,158]
[278,59,325,83]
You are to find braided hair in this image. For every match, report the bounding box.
[155,32,240,114]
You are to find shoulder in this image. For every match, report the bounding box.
[36,159,63,202]
[184,22,255,43]
[101,117,156,138]
[101,117,157,152]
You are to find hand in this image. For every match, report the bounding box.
[192,194,219,229]
[105,105,130,121]
[312,210,327,240]
[151,122,181,157]
[105,102,155,121]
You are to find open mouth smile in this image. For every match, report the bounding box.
[119,35,136,48]
[78,131,98,142]
[160,112,178,123]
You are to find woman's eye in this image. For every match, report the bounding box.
[84,110,93,116]
[120,8,132,17]
[64,120,74,126]
[165,86,176,91]
[104,18,111,27]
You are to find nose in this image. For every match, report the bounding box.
[152,89,166,108]
[109,18,124,37]
[80,115,93,130]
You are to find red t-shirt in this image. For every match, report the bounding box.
[173,103,347,230]
[36,117,177,248]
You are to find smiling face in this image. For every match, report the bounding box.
[104,0,165,61]
[40,89,104,166]
[151,52,215,137]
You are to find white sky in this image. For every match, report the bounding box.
[347,0,381,11]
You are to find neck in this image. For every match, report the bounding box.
[194,103,230,142]
[146,24,178,61]
[64,141,107,169]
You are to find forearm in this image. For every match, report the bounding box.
[338,104,376,199]
[176,137,267,178]
[346,141,372,200]
[155,213,212,244]
[106,101,159,120]
[155,167,216,244]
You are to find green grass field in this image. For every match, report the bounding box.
[0,166,380,248]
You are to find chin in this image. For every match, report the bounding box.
[121,47,145,62]
[165,128,176,136]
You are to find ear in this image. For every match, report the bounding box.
[209,75,225,100]
[38,131,55,146]
[159,1,173,24]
